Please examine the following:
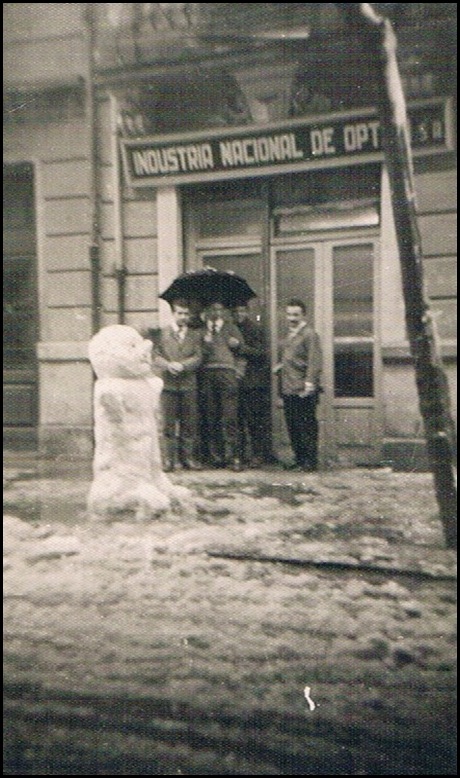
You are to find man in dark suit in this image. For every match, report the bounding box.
[274,298,323,472]
[150,299,203,472]
[232,304,276,467]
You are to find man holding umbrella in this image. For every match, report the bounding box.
[199,301,245,471]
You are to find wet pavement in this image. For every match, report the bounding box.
[3,452,457,775]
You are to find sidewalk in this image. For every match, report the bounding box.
[3,455,457,775]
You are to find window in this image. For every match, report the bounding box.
[333,243,374,397]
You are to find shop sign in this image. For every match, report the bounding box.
[120,98,452,187]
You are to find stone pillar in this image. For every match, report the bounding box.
[157,187,183,326]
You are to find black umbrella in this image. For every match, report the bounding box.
[159,266,257,309]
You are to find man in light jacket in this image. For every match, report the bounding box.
[274,298,323,472]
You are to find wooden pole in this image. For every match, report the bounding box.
[343,4,456,548]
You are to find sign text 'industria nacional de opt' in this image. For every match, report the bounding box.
[120,99,452,187]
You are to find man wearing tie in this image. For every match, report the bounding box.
[150,299,203,472]
[199,301,244,471]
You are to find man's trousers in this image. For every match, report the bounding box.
[282,393,319,470]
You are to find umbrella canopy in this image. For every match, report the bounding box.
[159,267,257,309]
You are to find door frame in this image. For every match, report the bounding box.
[195,244,266,321]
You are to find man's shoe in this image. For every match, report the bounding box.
[264,454,280,465]
[283,461,301,471]
[182,459,204,471]
[283,460,317,472]
[298,462,318,472]
[209,457,225,469]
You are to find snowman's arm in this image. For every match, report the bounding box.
[98,391,124,425]
[146,375,164,413]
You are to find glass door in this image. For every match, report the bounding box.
[328,239,382,465]
[270,244,324,462]
[271,237,382,466]
[184,180,267,320]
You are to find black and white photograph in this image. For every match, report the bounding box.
[3,3,457,774]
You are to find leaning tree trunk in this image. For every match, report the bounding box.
[344,3,457,548]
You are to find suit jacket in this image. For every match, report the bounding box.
[279,324,322,396]
[235,318,271,390]
[149,326,202,392]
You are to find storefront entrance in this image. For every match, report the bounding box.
[184,167,383,466]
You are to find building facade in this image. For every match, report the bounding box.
[3,3,457,468]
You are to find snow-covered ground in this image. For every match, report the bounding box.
[3,463,457,775]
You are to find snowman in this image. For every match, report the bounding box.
[87,324,192,519]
